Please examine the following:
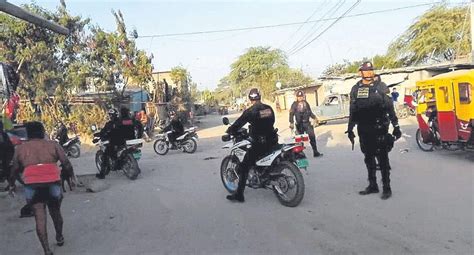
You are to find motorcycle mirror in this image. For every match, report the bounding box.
[91,124,97,131]
[222,117,230,125]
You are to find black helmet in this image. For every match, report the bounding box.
[248,88,261,101]
[108,108,118,118]
[120,107,130,118]
[296,90,305,97]
[359,61,374,71]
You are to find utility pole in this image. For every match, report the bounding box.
[0,0,69,35]
[471,0,474,63]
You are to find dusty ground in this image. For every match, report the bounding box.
[0,111,473,255]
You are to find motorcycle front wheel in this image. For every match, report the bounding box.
[121,154,140,180]
[220,155,240,194]
[68,144,81,158]
[153,139,169,155]
[272,161,305,207]
[95,150,111,175]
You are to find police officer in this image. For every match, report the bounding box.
[289,90,323,157]
[346,62,401,200]
[226,88,278,203]
[96,108,120,179]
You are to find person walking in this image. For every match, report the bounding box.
[289,90,323,157]
[9,121,74,255]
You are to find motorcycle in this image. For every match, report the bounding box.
[51,124,81,158]
[91,125,142,180]
[220,117,307,207]
[61,136,81,158]
[153,127,198,155]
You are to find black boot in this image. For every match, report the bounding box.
[381,168,391,200]
[226,193,244,202]
[381,186,392,200]
[313,151,323,157]
[359,183,379,195]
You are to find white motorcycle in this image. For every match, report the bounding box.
[220,117,308,207]
[153,127,198,155]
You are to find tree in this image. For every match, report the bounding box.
[0,1,90,103]
[388,5,470,65]
[229,46,288,98]
[279,68,314,88]
[170,66,192,101]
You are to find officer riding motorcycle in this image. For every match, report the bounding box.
[162,110,184,149]
[96,107,143,179]
[346,61,401,200]
[225,88,278,203]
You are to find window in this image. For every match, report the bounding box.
[439,86,449,103]
[458,82,472,104]
[418,88,436,104]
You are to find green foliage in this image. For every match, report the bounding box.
[279,68,314,89]
[388,5,470,65]
[170,66,192,102]
[229,46,288,97]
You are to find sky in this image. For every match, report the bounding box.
[8,0,468,90]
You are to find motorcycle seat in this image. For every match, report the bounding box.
[126,139,143,145]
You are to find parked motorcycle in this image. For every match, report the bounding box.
[91,125,142,180]
[220,117,307,207]
[51,124,81,158]
[153,127,198,155]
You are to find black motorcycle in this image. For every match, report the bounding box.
[91,125,142,180]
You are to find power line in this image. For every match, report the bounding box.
[136,2,441,39]
[287,0,346,54]
[289,0,361,55]
[278,0,330,49]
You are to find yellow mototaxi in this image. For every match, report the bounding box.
[415,69,474,151]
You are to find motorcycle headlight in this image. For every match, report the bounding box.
[222,134,231,142]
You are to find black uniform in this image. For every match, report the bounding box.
[226,102,278,197]
[56,124,68,146]
[163,118,184,144]
[289,100,320,155]
[97,115,141,177]
[348,80,398,196]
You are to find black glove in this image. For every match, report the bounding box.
[345,130,356,150]
[392,126,402,140]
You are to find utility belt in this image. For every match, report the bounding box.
[252,132,278,145]
[23,163,60,185]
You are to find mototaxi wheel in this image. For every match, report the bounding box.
[183,139,197,154]
[95,150,111,175]
[272,161,305,207]
[68,144,81,158]
[220,155,240,194]
[121,154,140,180]
[153,139,169,155]
[416,128,434,152]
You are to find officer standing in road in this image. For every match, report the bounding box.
[289,90,323,157]
[346,62,401,200]
[226,88,278,203]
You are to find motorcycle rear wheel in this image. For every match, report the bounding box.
[183,139,197,154]
[273,161,305,207]
[69,144,81,158]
